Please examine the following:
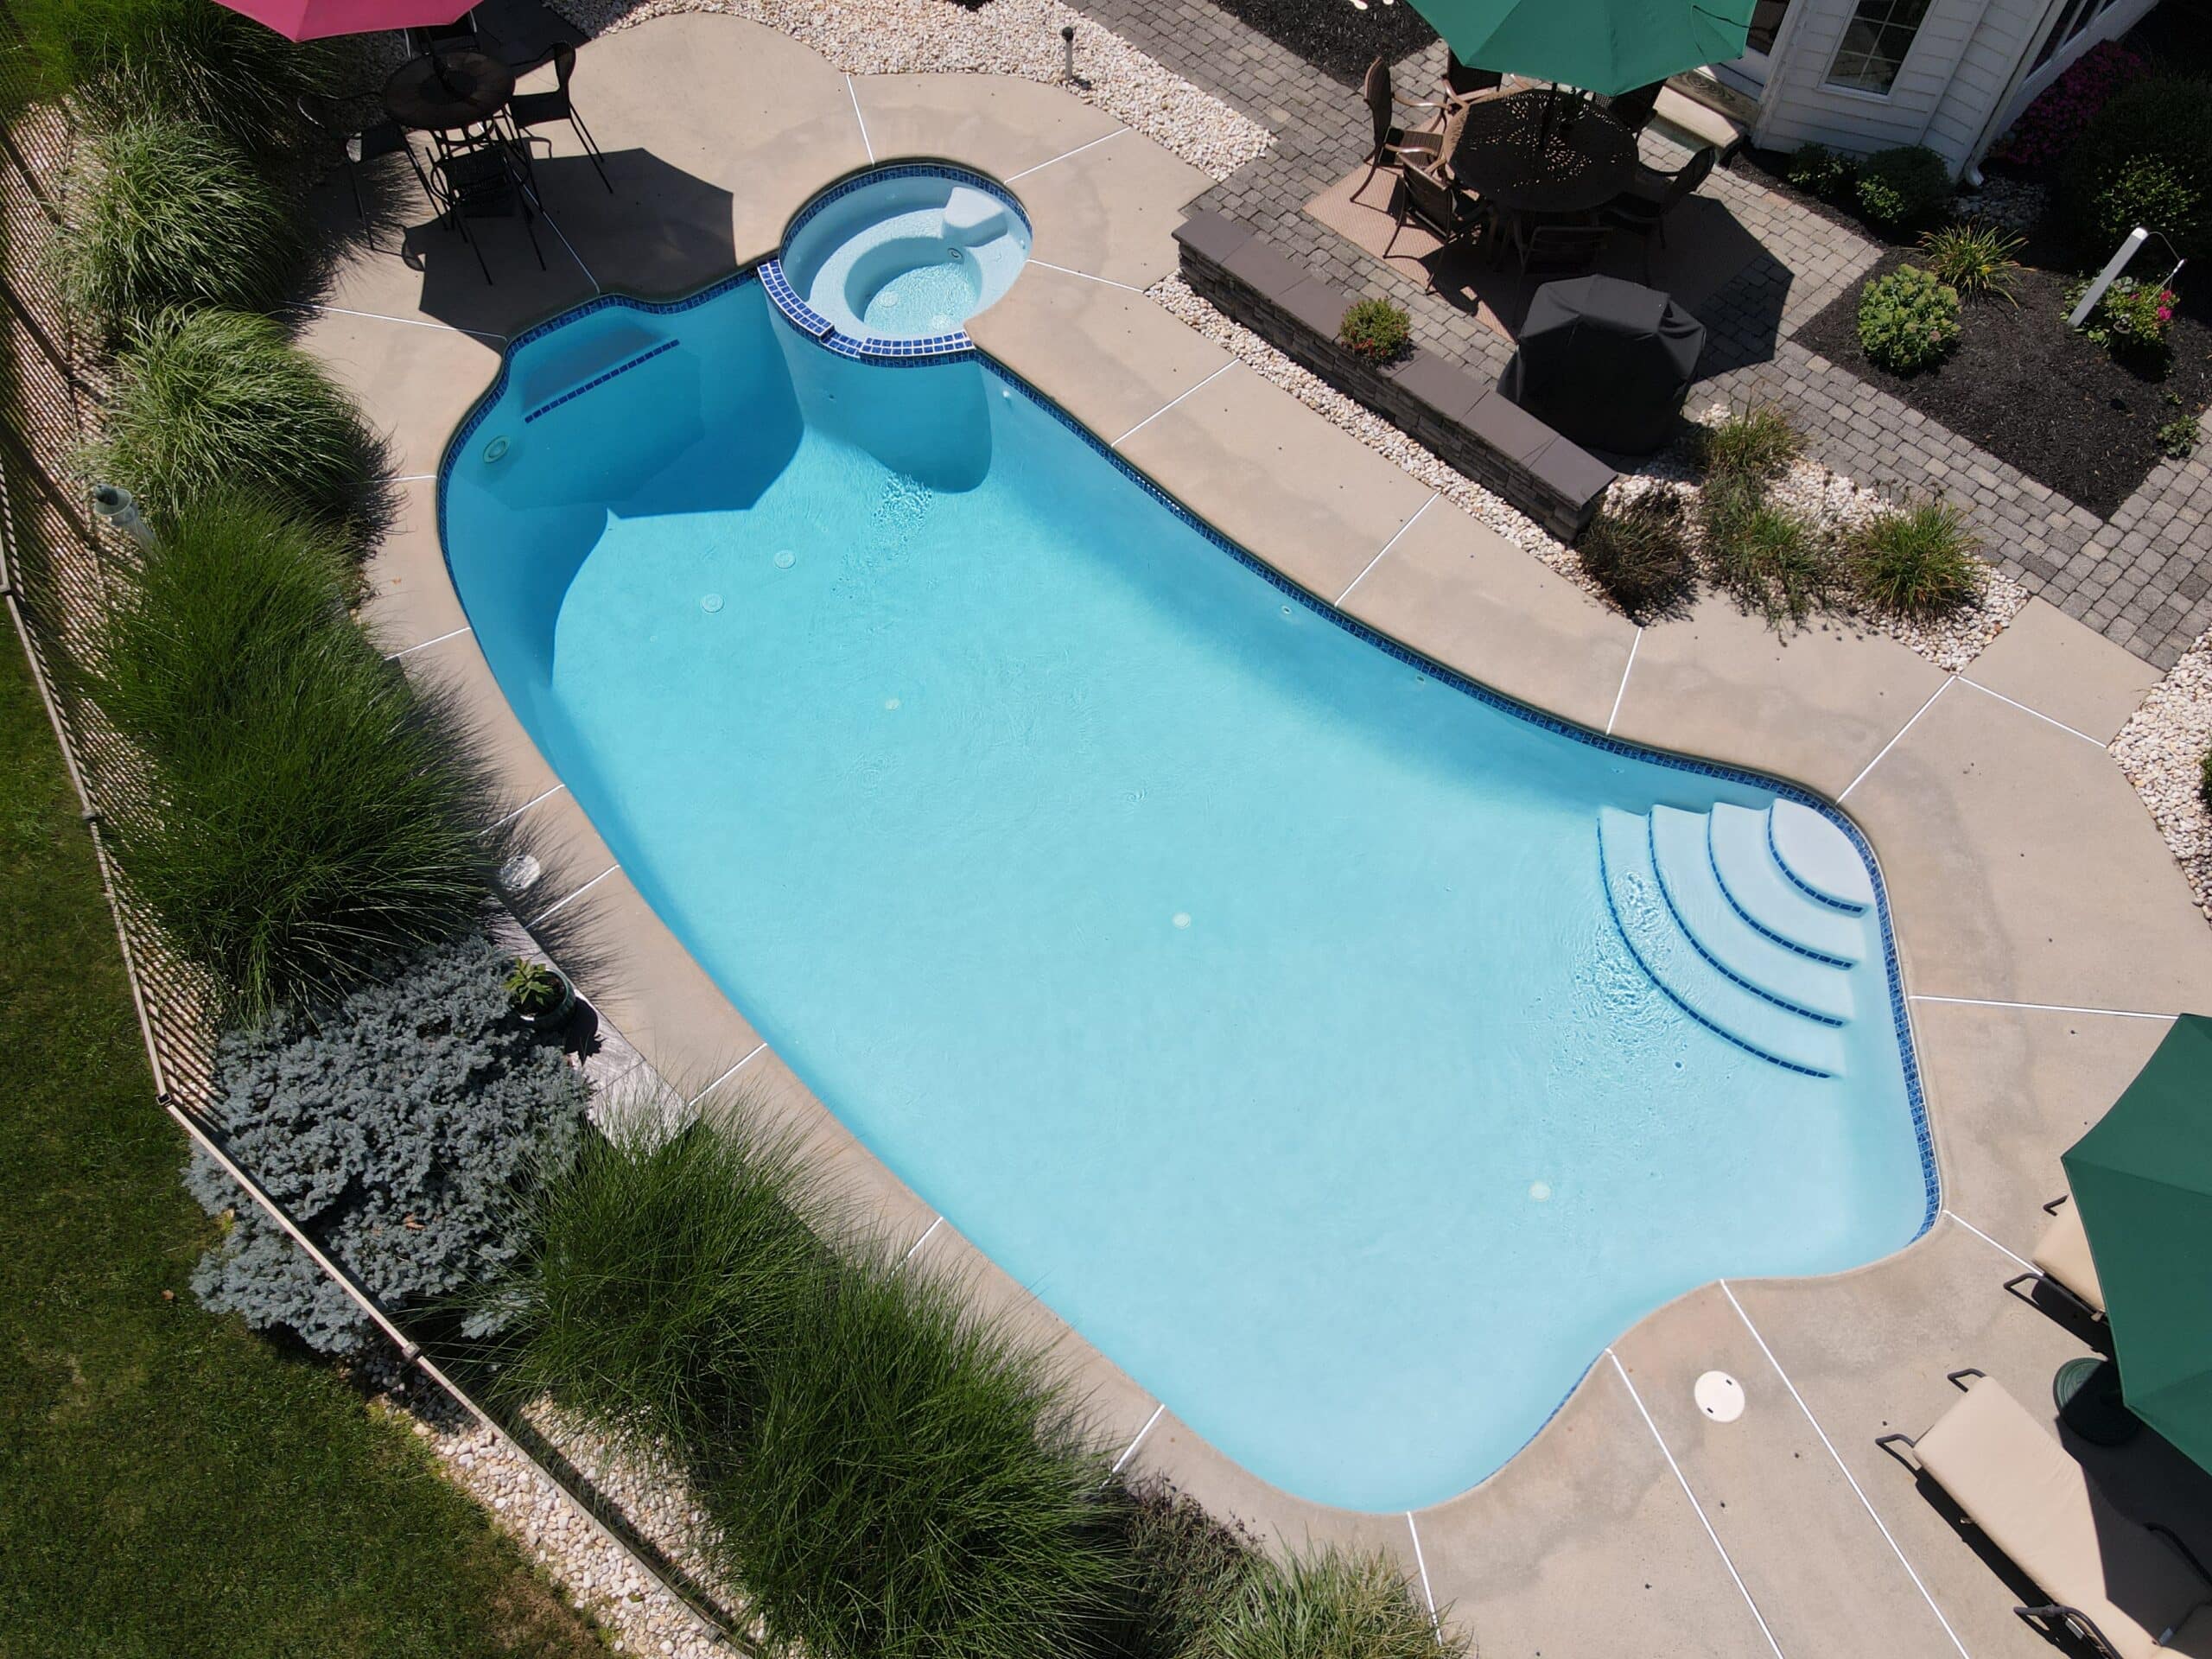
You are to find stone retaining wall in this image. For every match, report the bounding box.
[1173,210,1614,541]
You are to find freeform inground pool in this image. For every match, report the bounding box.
[442,267,1934,1513]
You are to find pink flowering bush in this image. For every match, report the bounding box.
[2069,274,2178,360]
[1991,41,2148,168]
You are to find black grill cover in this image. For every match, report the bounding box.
[1503,275,1707,455]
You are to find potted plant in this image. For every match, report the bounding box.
[505,957,575,1027]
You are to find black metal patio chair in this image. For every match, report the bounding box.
[505,42,612,192]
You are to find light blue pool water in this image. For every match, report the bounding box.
[442,271,1933,1513]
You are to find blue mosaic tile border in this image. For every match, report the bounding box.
[760,162,1027,364]
[436,264,1942,1246]
[523,338,681,423]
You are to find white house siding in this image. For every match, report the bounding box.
[1744,0,2148,171]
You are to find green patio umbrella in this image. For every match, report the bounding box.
[2064,1013,2212,1471]
[1399,0,1756,97]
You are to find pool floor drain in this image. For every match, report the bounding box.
[774,549,796,569]
[1172,912,1192,929]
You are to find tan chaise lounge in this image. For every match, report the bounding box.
[1878,1371,2212,1658]
[2006,1194,2109,1319]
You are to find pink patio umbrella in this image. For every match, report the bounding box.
[207,0,475,42]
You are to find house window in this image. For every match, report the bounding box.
[1824,0,1932,94]
[1746,0,1794,56]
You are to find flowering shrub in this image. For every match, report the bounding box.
[1991,41,2148,168]
[1338,296,1411,362]
[1857,264,1961,373]
[2069,274,2177,359]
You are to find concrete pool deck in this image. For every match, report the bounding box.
[308,16,2212,1654]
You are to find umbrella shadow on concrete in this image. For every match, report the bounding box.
[1305,161,1783,362]
[300,145,736,338]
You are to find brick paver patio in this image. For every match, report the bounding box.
[1066,0,2212,667]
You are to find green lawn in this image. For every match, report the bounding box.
[0,630,606,1659]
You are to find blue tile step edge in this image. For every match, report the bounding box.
[1708,804,1869,967]
[1647,805,1855,1025]
[1769,798,1875,912]
[1599,807,1844,1078]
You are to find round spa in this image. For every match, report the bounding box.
[768,164,1030,353]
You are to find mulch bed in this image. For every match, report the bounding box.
[1794,247,2212,518]
[1199,0,1434,86]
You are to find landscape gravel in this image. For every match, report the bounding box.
[1150,278,2024,671]
[392,1375,742,1657]
[547,0,1274,181]
[2113,624,2212,923]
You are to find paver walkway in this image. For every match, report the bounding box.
[1063,0,2212,666]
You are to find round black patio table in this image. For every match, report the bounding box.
[1448,90,1637,215]
[382,48,516,132]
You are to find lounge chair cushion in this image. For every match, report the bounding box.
[1916,1378,2208,1659]
[2034,1201,2108,1314]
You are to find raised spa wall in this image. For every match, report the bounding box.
[1173,211,1617,543]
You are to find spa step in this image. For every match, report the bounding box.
[1599,808,1843,1077]
[1768,798,1875,912]
[1707,804,1870,967]
[1647,806,1854,1025]
[942,185,1008,244]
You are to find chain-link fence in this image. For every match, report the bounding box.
[0,19,741,1644]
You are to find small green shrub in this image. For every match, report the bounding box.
[2069,273,2178,362]
[56,118,304,341]
[2158,404,2200,459]
[1853,145,1953,234]
[1338,296,1412,363]
[77,493,501,1018]
[2089,156,2202,257]
[1577,486,1696,619]
[1211,1547,1467,1659]
[1856,264,1961,374]
[1697,404,1802,487]
[184,933,587,1358]
[86,308,391,553]
[1704,488,1835,631]
[2200,745,2212,811]
[1783,142,1857,200]
[7,0,345,160]
[1847,499,1983,619]
[2056,77,2212,261]
[1916,219,2024,302]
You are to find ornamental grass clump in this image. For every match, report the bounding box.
[1576,486,1695,620]
[185,933,587,1358]
[1856,264,1961,374]
[88,308,392,555]
[1847,499,1983,619]
[1695,403,1801,488]
[77,493,502,1019]
[1703,483,1836,632]
[493,1114,1124,1659]
[56,118,304,342]
[1210,1546,1467,1659]
[1916,219,2024,302]
[8,0,343,160]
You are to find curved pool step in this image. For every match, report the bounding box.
[1648,807,1854,1026]
[1769,798,1875,912]
[1599,809,1844,1078]
[1707,804,1868,967]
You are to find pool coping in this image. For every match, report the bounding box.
[434,248,1942,1523]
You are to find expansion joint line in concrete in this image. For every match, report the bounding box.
[386,623,473,660]
[537,861,617,919]
[846,74,874,162]
[1955,675,2105,748]
[1404,1511,1439,1621]
[1839,677,1951,801]
[1606,1349,1786,1659]
[1719,1281,1972,1659]
[1943,1208,2036,1273]
[1605,626,1642,735]
[1109,359,1236,447]
[1005,127,1125,181]
[1337,491,1438,606]
[1111,1402,1166,1475]
[688,1041,769,1104]
[899,1214,946,1267]
[1027,258,1145,292]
